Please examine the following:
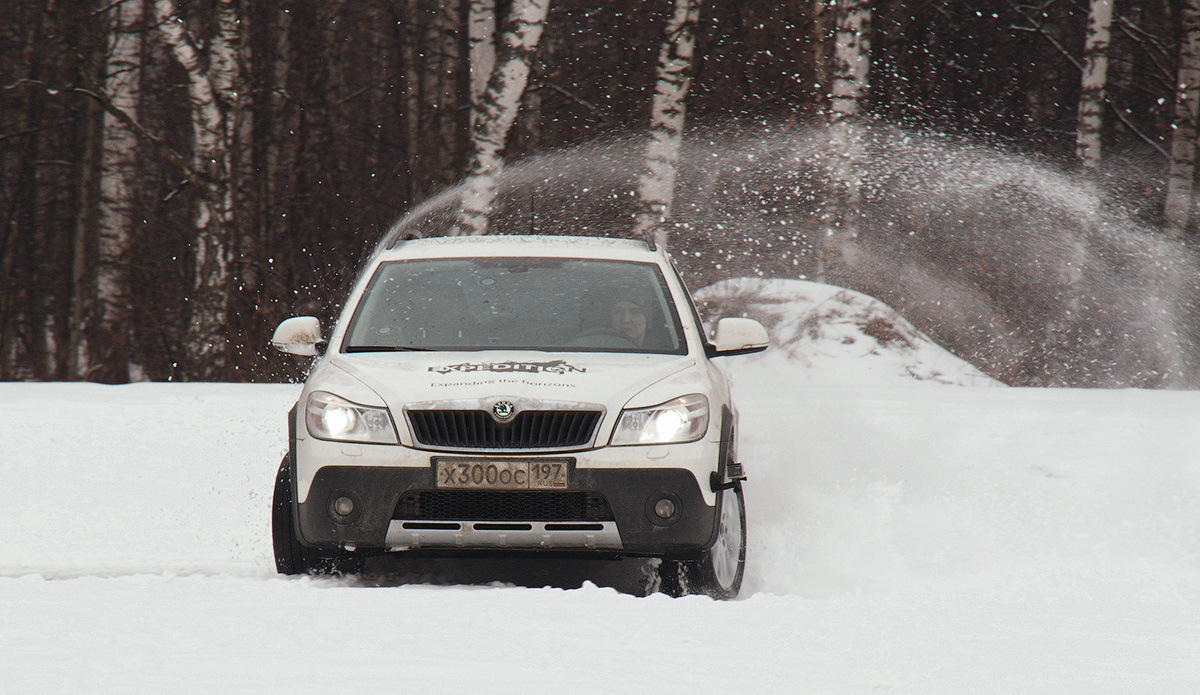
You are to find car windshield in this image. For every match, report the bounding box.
[342,256,688,354]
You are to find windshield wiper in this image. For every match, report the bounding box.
[344,345,434,353]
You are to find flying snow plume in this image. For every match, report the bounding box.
[380,122,1200,388]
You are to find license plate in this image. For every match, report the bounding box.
[435,458,570,490]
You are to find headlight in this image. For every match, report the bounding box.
[306,391,398,444]
[611,394,709,446]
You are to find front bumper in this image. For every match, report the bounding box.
[295,464,718,557]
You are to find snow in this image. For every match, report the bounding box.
[696,277,1000,386]
[3,285,1200,693]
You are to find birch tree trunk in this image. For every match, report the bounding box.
[213,0,255,292]
[263,3,297,280]
[632,0,700,250]
[67,15,107,380]
[92,0,145,383]
[401,2,422,206]
[821,0,871,281]
[0,10,49,378]
[830,0,870,123]
[407,0,464,196]
[436,0,464,184]
[1075,0,1114,169]
[452,0,551,236]
[811,0,834,111]
[469,0,497,117]
[1164,0,1200,237]
[68,90,102,380]
[154,0,239,378]
[1054,0,1113,377]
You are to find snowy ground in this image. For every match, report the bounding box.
[3,288,1199,693]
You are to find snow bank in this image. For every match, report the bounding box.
[697,277,1000,386]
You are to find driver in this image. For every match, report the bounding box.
[610,297,648,346]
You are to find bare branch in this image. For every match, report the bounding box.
[1009,2,1167,158]
[533,81,606,119]
[68,85,216,192]
[1009,8,1083,71]
[332,78,393,107]
[41,1,216,196]
[90,0,137,19]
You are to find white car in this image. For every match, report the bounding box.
[270,234,768,598]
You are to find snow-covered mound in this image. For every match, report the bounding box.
[697,277,999,386]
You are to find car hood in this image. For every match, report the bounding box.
[324,351,698,414]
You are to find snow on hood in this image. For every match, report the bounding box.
[326,350,697,412]
[695,277,1000,386]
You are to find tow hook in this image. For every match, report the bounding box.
[710,462,747,492]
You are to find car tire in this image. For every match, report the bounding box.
[271,455,362,576]
[658,481,746,599]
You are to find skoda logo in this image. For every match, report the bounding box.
[492,401,516,422]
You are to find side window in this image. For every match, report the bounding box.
[668,260,711,344]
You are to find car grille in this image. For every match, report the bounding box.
[393,490,615,522]
[407,409,602,449]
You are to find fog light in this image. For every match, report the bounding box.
[654,498,676,519]
[333,496,355,517]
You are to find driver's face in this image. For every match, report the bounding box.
[611,301,647,345]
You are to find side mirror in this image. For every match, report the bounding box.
[271,316,326,356]
[708,317,769,357]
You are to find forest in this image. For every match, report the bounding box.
[3,0,1200,386]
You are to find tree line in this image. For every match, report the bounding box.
[2,0,1199,384]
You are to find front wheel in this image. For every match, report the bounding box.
[659,481,746,599]
[271,455,362,576]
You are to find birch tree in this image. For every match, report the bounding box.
[434,0,464,186]
[821,0,871,280]
[152,0,243,377]
[451,0,551,236]
[811,0,835,111]
[1055,0,1114,370]
[830,0,871,139]
[64,4,106,381]
[92,0,146,383]
[261,2,299,295]
[1164,0,1200,237]
[469,0,497,118]
[632,0,701,250]
[1076,0,1114,169]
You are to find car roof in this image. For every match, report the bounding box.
[369,234,666,263]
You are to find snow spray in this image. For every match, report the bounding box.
[383,121,1200,388]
